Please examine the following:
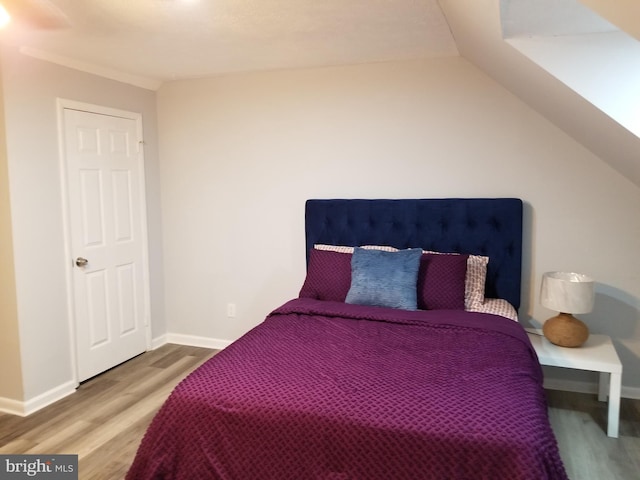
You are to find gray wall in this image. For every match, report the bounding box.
[0,45,163,405]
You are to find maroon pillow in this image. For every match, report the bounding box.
[418,253,468,310]
[300,248,468,310]
[299,249,352,302]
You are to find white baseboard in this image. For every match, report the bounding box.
[150,334,168,350]
[544,378,640,400]
[24,380,77,415]
[151,333,232,351]
[0,334,230,417]
[0,396,26,416]
[165,333,232,350]
[0,380,77,416]
[624,386,640,399]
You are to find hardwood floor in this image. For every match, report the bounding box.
[0,344,216,480]
[1,344,638,479]
[546,389,640,479]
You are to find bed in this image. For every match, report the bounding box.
[127,198,567,480]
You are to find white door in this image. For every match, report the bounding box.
[62,106,149,382]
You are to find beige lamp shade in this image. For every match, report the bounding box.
[540,272,594,347]
[540,272,595,314]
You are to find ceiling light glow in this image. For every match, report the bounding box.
[0,4,10,28]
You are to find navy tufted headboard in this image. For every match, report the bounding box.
[305,198,523,310]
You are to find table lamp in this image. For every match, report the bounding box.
[540,271,594,347]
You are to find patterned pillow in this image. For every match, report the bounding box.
[464,255,489,309]
[345,248,422,310]
[424,250,489,310]
[305,245,468,310]
[469,298,518,321]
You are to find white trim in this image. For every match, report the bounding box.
[131,111,153,353]
[150,334,168,350]
[544,377,598,395]
[56,99,80,391]
[57,99,152,384]
[56,99,147,122]
[166,333,232,350]
[624,385,640,400]
[0,380,76,416]
[543,378,640,400]
[0,333,226,416]
[150,333,232,351]
[20,46,162,91]
[0,397,26,416]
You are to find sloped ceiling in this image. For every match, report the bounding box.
[502,0,640,139]
[440,0,640,188]
[579,0,640,41]
[0,0,638,186]
[501,0,616,37]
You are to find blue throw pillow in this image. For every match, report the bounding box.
[345,247,422,310]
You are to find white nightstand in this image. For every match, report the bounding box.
[525,329,623,438]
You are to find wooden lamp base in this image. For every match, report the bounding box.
[542,313,589,347]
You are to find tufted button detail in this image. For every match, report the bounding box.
[466,217,477,230]
[305,198,522,309]
[488,216,501,231]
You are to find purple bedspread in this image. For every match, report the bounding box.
[127,298,567,480]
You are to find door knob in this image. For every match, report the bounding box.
[75,257,88,267]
